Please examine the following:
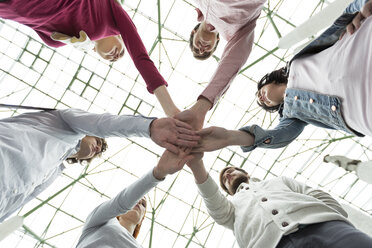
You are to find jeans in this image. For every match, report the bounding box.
[276,221,372,248]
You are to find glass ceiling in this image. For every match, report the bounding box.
[1,0,371,247]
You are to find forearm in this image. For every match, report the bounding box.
[191,97,212,115]
[189,160,209,184]
[58,109,153,138]
[83,169,160,230]
[154,85,180,117]
[196,172,235,229]
[227,130,254,147]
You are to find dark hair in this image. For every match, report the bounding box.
[219,166,248,195]
[189,23,220,60]
[256,67,288,113]
[66,138,108,165]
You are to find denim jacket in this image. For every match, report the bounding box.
[240,0,367,152]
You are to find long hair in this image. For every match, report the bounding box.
[256,67,288,113]
[133,198,147,239]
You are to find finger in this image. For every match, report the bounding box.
[176,139,199,147]
[184,147,192,154]
[351,13,363,33]
[178,133,200,141]
[176,127,198,136]
[163,142,180,154]
[174,119,193,130]
[346,23,355,34]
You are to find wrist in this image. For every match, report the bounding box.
[192,97,212,114]
[228,130,254,146]
[149,119,157,138]
[153,166,166,180]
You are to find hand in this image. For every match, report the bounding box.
[150,118,200,154]
[153,150,195,179]
[174,109,205,131]
[346,1,372,35]
[186,152,204,170]
[185,153,208,184]
[192,126,230,152]
[174,98,212,130]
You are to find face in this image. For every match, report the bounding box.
[257,82,285,107]
[118,198,147,226]
[221,168,249,195]
[192,25,218,56]
[94,35,125,62]
[76,136,103,160]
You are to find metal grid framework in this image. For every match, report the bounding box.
[1,0,371,247]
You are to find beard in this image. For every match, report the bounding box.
[230,174,249,194]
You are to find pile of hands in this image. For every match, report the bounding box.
[150,98,230,180]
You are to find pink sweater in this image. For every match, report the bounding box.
[0,0,167,93]
[195,0,266,105]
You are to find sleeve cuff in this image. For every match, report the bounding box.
[135,116,157,138]
[147,81,168,94]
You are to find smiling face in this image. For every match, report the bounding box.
[75,136,104,160]
[192,28,218,55]
[190,23,219,60]
[117,198,147,237]
[220,167,249,195]
[257,82,286,108]
[94,35,125,62]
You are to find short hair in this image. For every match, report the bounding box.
[219,166,248,195]
[66,138,108,165]
[189,23,220,60]
[256,67,289,113]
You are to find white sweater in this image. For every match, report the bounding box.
[197,176,350,248]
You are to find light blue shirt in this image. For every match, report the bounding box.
[0,109,154,222]
[76,169,161,248]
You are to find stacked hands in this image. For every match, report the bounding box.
[150,97,254,179]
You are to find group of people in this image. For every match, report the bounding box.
[1,0,372,247]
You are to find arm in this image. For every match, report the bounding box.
[239,118,307,152]
[58,109,199,153]
[200,21,257,106]
[83,150,194,231]
[188,160,235,230]
[192,127,254,152]
[110,2,174,101]
[82,168,161,231]
[154,85,180,117]
[281,177,348,218]
[192,118,307,153]
[176,21,259,130]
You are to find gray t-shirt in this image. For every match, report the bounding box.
[76,169,161,248]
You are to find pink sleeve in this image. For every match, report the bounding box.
[111,3,167,93]
[199,21,257,106]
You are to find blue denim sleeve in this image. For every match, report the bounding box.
[239,118,308,152]
[344,0,369,13]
